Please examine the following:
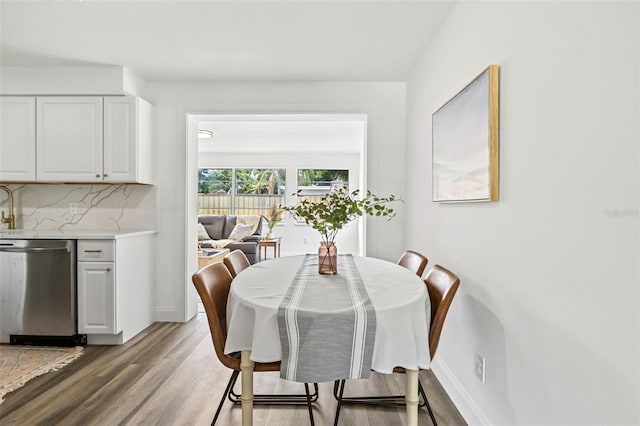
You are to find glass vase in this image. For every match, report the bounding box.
[318,242,337,274]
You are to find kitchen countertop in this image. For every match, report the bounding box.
[0,229,157,240]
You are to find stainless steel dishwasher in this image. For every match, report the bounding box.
[0,239,86,345]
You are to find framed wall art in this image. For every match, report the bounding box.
[432,64,500,202]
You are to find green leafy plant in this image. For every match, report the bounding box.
[265,205,284,236]
[281,187,400,246]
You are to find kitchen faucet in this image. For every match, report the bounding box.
[0,185,16,230]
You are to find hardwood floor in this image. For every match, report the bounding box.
[0,315,467,425]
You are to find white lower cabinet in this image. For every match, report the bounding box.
[77,235,154,344]
[78,261,116,334]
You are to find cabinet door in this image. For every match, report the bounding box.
[0,97,36,181]
[36,97,103,182]
[78,261,116,334]
[104,96,136,182]
[104,96,153,184]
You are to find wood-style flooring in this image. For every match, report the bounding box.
[0,314,467,425]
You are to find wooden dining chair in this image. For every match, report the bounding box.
[333,264,460,426]
[397,250,429,278]
[192,262,317,425]
[223,249,251,278]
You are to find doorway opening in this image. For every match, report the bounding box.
[185,113,368,318]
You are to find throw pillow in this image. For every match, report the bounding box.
[236,215,262,235]
[228,223,255,241]
[197,223,209,240]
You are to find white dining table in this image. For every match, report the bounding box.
[224,255,431,426]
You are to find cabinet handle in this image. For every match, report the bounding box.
[84,249,103,253]
[103,174,108,177]
[106,267,111,272]
[96,174,100,178]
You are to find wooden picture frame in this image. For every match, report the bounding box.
[432,65,499,202]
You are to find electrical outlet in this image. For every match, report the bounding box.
[474,351,486,384]
[303,238,308,245]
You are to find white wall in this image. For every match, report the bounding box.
[0,65,144,96]
[405,2,639,425]
[145,81,407,322]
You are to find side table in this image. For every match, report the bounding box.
[258,238,282,261]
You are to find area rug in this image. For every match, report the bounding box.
[0,345,83,403]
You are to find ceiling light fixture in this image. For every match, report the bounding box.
[198,129,214,139]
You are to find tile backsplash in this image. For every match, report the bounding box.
[0,184,155,231]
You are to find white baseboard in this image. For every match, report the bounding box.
[155,307,177,322]
[431,358,490,426]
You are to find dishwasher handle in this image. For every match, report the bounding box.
[0,246,71,253]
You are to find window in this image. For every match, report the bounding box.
[297,169,349,201]
[198,168,232,214]
[198,168,286,217]
[293,169,349,223]
[235,168,286,216]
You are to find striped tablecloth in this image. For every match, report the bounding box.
[225,255,431,382]
[277,254,375,383]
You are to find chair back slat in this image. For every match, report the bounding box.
[223,250,251,278]
[397,250,428,278]
[424,265,460,359]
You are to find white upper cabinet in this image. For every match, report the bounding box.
[1,95,153,184]
[0,97,36,181]
[103,96,152,184]
[37,97,103,182]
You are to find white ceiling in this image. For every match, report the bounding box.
[0,0,456,82]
